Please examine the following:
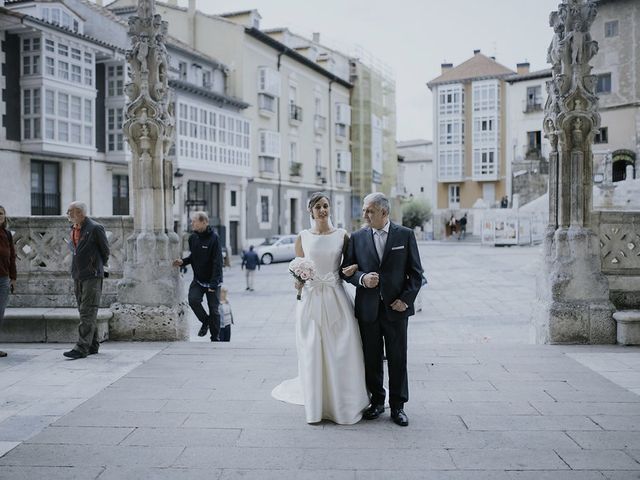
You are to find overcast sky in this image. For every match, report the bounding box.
[179,0,561,141]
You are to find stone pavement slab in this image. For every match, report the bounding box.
[0,243,638,478]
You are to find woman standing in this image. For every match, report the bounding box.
[271,192,369,424]
[0,206,16,358]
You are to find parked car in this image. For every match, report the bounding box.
[254,234,297,265]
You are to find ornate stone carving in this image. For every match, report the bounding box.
[116,0,187,341]
[535,0,615,345]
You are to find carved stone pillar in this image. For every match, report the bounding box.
[534,0,615,344]
[110,0,187,340]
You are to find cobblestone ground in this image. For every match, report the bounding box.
[0,242,639,479]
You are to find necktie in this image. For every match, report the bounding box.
[374,230,385,263]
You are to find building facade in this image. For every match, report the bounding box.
[427,52,515,229]
[1,0,252,252]
[108,1,354,246]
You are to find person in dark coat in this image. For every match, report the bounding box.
[63,201,110,359]
[241,245,260,291]
[173,211,223,341]
[0,205,16,358]
[342,192,423,427]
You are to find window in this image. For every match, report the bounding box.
[58,93,68,117]
[473,149,497,177]
[257,67,280,97]
[230,191,237,207]
[596,73,612,94]
[438,150,464,179]
[439,120,464,145]
[107,108,124,151]
[594,127,608,144]
[107,65,124,96]
[187,181,220,225]
[527,130,542,155]
[448,184,460,209]
[112,174,129,215]
[438,85,464,116]
[45,57,55,75]
[179,62,187,80]
[526,85,542,112]
[22,88,41,140]
[31,160,60,215]
[258,93,276,113]
[58,61,69,80]
[261,195,269,222]
[605,20,619,38]
[473,80,499,112]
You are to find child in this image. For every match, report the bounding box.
[218,287,233,342]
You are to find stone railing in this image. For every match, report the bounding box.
[592,210,640,309]
[7,216,133,309]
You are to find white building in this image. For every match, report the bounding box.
[108,2,354,245]
[396,139,434,205]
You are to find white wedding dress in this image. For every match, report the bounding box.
[271,229,369,424]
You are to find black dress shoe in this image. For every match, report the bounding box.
[63,349,87,360]
[363,404,385,420]
[88,347,99,355]
[391,408,409,427]
[197,323,208,337]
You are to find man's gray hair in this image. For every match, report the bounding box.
[68,201,87,215]
[363,192,390,215]
[192,211,209,223]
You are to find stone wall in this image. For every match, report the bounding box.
[7,216,133,308]
[592,210,640,309]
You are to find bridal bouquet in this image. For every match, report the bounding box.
[288,257,316,300]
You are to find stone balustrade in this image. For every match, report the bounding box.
[7,216,133,309]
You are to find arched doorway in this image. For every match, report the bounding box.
[612,149,636,182]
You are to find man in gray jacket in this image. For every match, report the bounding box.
[63,201,110,359]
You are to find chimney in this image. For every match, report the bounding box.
[312,32,320,43]
[167,0,177,5]
[517,62,530,75]
[188,0,196,47]
[473,49,481,55]
[441,62,453,73]
[188,0,196,16]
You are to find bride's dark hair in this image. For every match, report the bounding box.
[307,192,330,219]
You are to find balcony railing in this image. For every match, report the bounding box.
[315,166,327,184]
[289,161,302,177]
[314,114,326,133]
[524,102,543,113]
[289,104,303,123]
[31,193,60,215]
[259,156,276,174]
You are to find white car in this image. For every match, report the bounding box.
[254,234,297,265]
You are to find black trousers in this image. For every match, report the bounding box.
[358,300,408,410]
[188,281,220,341]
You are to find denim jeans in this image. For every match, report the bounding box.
[0,276,10,324]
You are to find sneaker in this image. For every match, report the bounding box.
[88,347,99,355]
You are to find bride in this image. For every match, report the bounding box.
[271,192,369,424]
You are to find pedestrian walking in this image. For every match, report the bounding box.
[63,202,110,360]
[0,206,16,358]
[218,287,233,342]
[241,245,260,291]
[173,211,223,341]
[458,213,468,240]
[448,214,457,238]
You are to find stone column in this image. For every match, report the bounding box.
[534,0,615,344]
[110,0,187,340]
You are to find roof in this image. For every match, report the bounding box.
[0,5,124,52]
[5,0,85,20]
[397,139,432,148]
[427,53,515,88]
[505,68,552,83]
[169,79,249,110]
[217,9,261,19]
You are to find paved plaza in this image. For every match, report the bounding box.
[0,242,639,479]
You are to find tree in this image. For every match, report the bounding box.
[402,198,432,229]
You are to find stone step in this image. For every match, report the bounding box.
[613,310,640,345]
[1,308,112,343]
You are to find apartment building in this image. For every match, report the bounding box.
[108,1,354,245]
[1,0,253,254]
[427,50,515,235]
[396,139,433,205]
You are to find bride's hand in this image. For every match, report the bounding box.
[294,279,304,290]
[341,264,358,277]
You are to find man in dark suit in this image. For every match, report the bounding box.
[343,192,423,426]
[63,201,110,359]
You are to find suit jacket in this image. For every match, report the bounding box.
[342,222,423,322]
[69,217,110,281]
